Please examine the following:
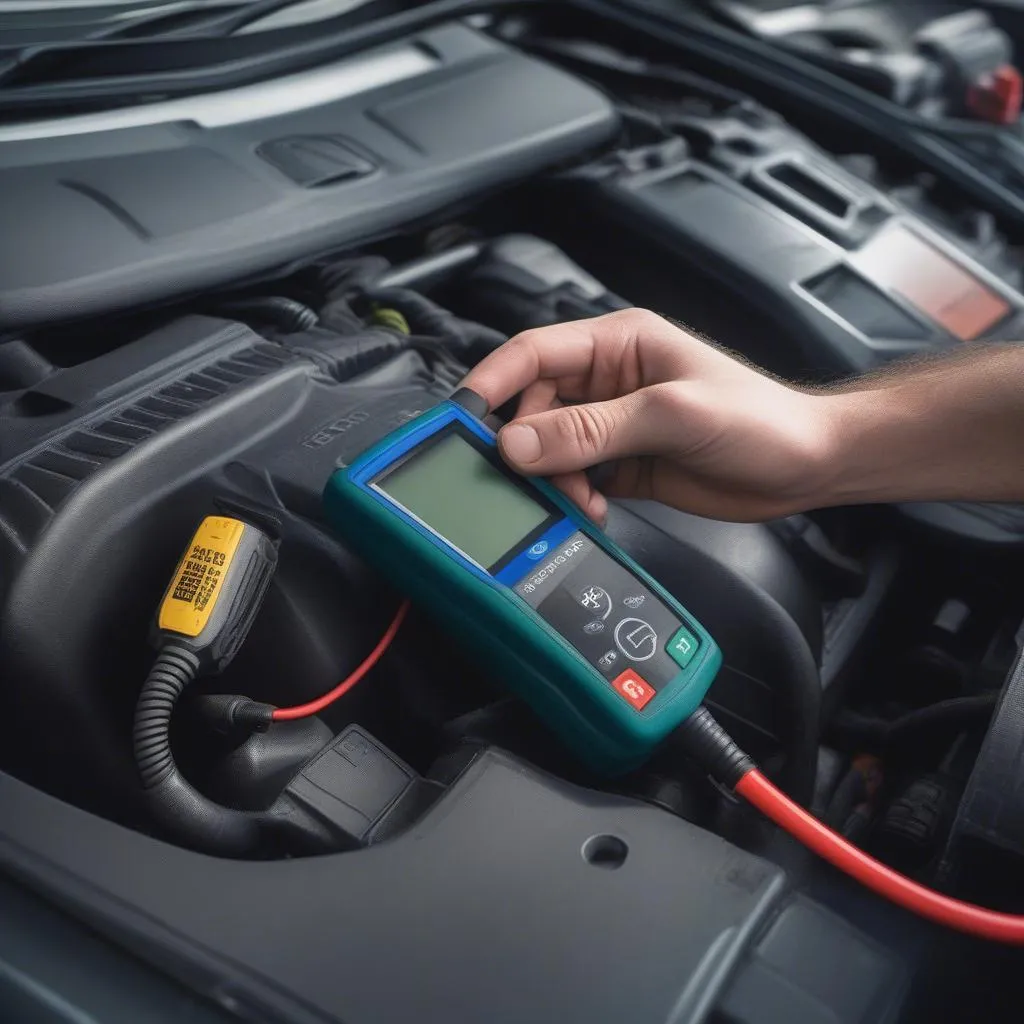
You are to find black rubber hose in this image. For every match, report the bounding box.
[133,646,267,856]
[133,647,197,788]
[765,631,821,808]
[833,694,999,754]
[216,297,319,333]
[287,328,415,382]
[318,255,392,300]
[364,287,506,361]
[823,765,866,832]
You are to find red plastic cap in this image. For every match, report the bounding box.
[967,64,1023,125]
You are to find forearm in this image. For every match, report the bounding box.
[814,344,1024,507]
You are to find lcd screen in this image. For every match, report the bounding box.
[855,226,1010,341]
[376,431,551,568]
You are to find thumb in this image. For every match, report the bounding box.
[497,390,671,476]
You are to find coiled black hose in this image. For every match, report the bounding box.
[133,647,197,788]
[133,646,267,856]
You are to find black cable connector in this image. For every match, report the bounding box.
[190,694,276,737]
[674,706,754,788]
[132,515,280,855]
[227,698,275,731]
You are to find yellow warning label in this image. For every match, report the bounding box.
[158,516,245,637]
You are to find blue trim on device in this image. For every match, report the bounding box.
[349,401,516,585]
[493,517,577,586]
[351,401,496,484]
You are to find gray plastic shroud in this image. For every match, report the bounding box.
[0,23,618,330]
[0,748,786,1024]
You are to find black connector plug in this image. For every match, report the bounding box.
[191,694,275,737]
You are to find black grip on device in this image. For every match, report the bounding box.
[676,706,755,788]
[448,386,489,418]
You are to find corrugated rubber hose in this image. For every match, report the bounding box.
[133,645,266,856]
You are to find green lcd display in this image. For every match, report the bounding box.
[375,431,551,569]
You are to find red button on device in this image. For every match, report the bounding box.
[612,669,655,710]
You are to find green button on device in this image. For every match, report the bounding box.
[668,625,700,669]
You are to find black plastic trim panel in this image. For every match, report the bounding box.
[0,23,617,330]
[0,750,785,1024]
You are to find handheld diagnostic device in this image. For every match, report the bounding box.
[323,389,721,774]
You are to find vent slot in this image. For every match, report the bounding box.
[201,365,251,385]
[183,370,233,394]
[93,419,155,442]
[161,380,221,404]
[31,449,102,480]
[135,395,193,418]
[0,478,53,551]
[220,355,277,376]
[64,431,134,459]
[118,406,176,429]
[765,162,851,218]
[12,464,77,507]
[235,348,290,370]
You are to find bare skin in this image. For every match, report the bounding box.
[461,308,1024,524]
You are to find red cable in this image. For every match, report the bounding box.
[736,768,1024,944]
[271,600,410,721]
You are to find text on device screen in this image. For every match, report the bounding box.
[376,431,551,569]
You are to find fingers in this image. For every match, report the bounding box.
[550,471,609,526]
[498,385,684,476]
[462,319,599,411]
[515,384,609,523]
[460,308,698,411]
[516,379,560,418]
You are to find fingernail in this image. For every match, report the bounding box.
[501,423,542,465]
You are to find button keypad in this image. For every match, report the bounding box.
[520,543,689,694]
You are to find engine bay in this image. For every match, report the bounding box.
[2,5,1024,1023]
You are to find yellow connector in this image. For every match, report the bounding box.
[158,516,247,637]
[153,512,277,671]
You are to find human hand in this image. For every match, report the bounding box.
[461,309,839,523]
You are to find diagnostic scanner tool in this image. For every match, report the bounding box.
[323,389,721,773]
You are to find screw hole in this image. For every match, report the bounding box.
[582,834,628,870]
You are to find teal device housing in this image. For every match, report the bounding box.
[322,392,721,774]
